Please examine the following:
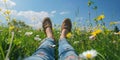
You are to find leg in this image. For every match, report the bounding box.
[25,38,55,60]
[59,38,78,60]
[25,17,55,60]
[59,18,79,60]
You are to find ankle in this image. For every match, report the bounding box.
[60,29,68,39]
[46,27,54,39]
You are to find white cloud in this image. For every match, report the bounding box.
[50,10,56,17]
[0,0,55,29]
[18,11,49,20]
[51,10,56,14]
[60,11,69,15]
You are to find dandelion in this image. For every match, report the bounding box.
[96,14,105,21]
[25,32,33,36]
[9,25,15,31]
[4,10,11,15]
[91,29,102,36]
[79,49,98,59]
[66,32,72,38]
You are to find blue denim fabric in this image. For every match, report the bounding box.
[25,38,78,60]
[24,38,55,60]
[59,38,78,60]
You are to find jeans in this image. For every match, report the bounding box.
[25,38,78,60]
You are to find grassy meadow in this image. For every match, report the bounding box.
[0,0,120,60]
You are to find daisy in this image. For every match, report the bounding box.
[79,49,98,59]
[25,32,33,36]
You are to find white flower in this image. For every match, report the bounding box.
[25,32,33,36]
[89,35,96,40]
[34,35,41,41]
[79,49,97,59]
[114,32,120,35]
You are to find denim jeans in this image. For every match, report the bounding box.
[25,38,78,60]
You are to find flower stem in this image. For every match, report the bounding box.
[5,32,14,60]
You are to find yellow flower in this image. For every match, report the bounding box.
[9,25,15,31]
[66,32,72,38]
[86,54,92,59]
[4,10,11,15]
[91,29,102,36]
[97,14,105,21]
[110,22,117,26]
[114,32,120,35]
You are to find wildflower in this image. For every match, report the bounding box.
[34,35,41,41]
[9,25,15,31]
[110,22,117,26]
[89,35,96,40]
[114,31,120,35]
[97,14,105,21]
[25,32,33,36]
[79,49,98,59]
[4,10,11,15]
[91,29,102,36]
[66,32,72,38]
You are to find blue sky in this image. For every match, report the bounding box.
[0,0,120,29]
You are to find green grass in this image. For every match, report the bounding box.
[0,26,120,60]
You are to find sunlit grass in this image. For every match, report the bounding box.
[0,0,120,60]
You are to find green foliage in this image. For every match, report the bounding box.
[0,26,120,60]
